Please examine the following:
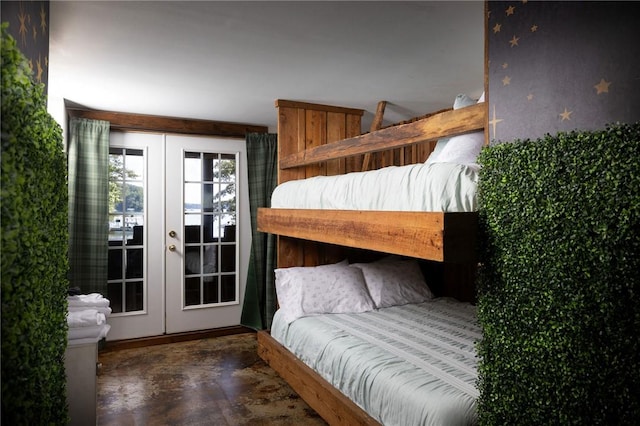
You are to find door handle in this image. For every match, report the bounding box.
[168,244,176,252]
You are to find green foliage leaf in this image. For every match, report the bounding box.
[476,123,640,424]
[1,23,69,424]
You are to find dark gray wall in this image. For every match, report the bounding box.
[2,1,50,93]
[487,1,640,143]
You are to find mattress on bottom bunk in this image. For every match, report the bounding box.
[271,298,480,426]
[271,162,479,212]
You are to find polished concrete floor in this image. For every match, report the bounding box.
[97,332,327,425]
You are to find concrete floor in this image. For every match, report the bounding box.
[96,332,327,425]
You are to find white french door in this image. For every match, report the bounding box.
[164,134,248,334]
[106,132,249,341]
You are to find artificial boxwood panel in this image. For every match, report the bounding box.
[1,24,69,424]
[476,123,640,424]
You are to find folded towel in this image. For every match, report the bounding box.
[67,293,110,308]
[67,309,106,328]
[68,324,111,342]
[67,306,112,317]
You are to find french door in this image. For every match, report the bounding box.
[106,132,249,341]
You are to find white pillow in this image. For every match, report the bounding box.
[275,261,375,324]
[425,138,449,164]
[433,131,485,165]
[454,94,477,110]
[350,259,433,308]
[427,92,481,164]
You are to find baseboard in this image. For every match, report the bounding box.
[99,325,254,353]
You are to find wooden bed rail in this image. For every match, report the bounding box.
[258,208,478,264]
[279,102,485,169]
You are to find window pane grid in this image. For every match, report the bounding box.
[108,147,145,314]
[183,151,238,308]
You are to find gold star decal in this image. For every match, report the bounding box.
[489,104,504,138]
[509,35,520,47]
[506,5,516,16]
[531,25,538,32]
[502,76,511,86]
[36,55,43,83]
[493,23,502,33]
[502,62,508,69]
[560,108,573,121]
[18,9,29,46]
[40,4,48,35]
[594,78,611,94]
[527,93,534,101]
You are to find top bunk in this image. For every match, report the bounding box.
[258,98,487,265]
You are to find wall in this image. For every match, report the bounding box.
[1,0,49,94]
[487,1,640,143]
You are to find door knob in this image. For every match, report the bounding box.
[168,244,176,252]
[168,230,177,238]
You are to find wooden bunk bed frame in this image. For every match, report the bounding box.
[257,99,487,425]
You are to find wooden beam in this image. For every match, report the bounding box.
[67,108,267,137]
[258,208,477,263]
[369,100,387,131]
[362,101,387,172]
[280,103,485,169]
[275,99,364,117]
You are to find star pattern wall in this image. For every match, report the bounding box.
[1,1,50,94]
[488,1,640,144]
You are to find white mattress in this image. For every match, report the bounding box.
[271,162,479,212]
[271,298,480,425]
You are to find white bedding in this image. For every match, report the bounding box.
[271,298,480,426]
[271,162,479,212]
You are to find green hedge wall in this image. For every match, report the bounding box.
[1,25,69,424]
[476,123,640,424]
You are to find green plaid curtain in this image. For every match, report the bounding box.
[241,133,278,330]
[68,118,110,294]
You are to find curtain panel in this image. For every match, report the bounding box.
[68,118,110,294]
[241,133,278,330]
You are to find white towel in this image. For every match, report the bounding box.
[68,324,111,342]
[67,309,106,328]
[67,293,110,308]
[67,306,112,317]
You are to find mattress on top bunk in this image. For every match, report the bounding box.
[271,162,479,212]
[271,298,480,426]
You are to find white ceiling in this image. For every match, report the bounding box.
[48,1,484,132]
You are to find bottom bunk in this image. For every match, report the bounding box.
[258,288,479,425]
[257,330,378,425]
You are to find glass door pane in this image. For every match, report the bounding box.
[183,151,238,308]
[107,148,145,313]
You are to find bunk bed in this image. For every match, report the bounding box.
[257,98,487,425]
